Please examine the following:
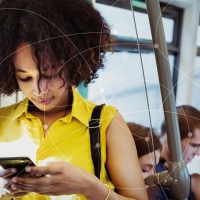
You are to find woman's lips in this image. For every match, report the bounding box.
[34,97,54,105]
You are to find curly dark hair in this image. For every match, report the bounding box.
[0,0,111,95]
[127,122,161,158]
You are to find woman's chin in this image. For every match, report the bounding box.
[36,105,54,112]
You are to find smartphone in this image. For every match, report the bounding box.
[0,156,35,177]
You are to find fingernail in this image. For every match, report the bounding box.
[11,184,17,190]
[25,167,31,172]
[10,168,16,173]
[35,172,41,177]
[12,178,17,183]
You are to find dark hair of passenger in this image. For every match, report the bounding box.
[0,0,111,95]
[127,122,161,158]
[161,105,200,139]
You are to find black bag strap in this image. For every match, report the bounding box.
[89,104,104,179]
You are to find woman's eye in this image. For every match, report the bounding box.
[18,77,32,82]
[142,169,149,173]
[142,166,152,173]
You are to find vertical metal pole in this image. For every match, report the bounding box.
[145,0,190,199]
[146,0,181,162]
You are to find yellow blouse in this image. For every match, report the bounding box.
[0,88,117,200]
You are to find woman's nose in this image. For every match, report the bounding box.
[32,80,40,96]
[39,78,49,92]
[32,78,49,96]
[195,147,200,156]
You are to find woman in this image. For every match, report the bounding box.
[158,105,200,200]
[159,105,200,166]
[127,122,162,200]
[127,122,161,178]
[0,0,147,200]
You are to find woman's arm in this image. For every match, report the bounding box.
[85,112,148,200]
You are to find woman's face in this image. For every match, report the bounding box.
[13,42,69,112]
[139,150,160,178]
[181,128,200,163]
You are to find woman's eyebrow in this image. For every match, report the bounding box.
[16,68,27,73]
[191,143,200,147]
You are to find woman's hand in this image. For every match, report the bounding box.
[0,167,16,179]
[0,167,16,194]
[0,167,28,197]
[9,161,96,196]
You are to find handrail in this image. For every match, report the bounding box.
[145,0,190,199]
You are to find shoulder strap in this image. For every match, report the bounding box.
[89,104,104,179]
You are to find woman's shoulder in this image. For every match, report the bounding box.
[0,102,19,113]
[0,99,26,118]
[84,99,117,119]
[101,104,117,120]
[82,99,117,129]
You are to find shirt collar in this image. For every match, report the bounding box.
[12,98,30,120]
[61,87,90,127]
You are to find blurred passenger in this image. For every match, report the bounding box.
[159,105,200,169]
[158,105,200,200]
[128,122,162,200]
[127,122,161,178]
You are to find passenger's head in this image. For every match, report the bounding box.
[128,122,161,178]
[0,0,110,111]
[160,105,200,163]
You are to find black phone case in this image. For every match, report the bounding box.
[0,157,35,177]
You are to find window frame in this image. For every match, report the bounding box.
[96,0,183,96]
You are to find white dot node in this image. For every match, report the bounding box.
[95,143,100,148]
[43,124,49,130]
[145,137,150,142]
[154,44,159,49]
[188,132,192,138]
[174,179,178,183]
